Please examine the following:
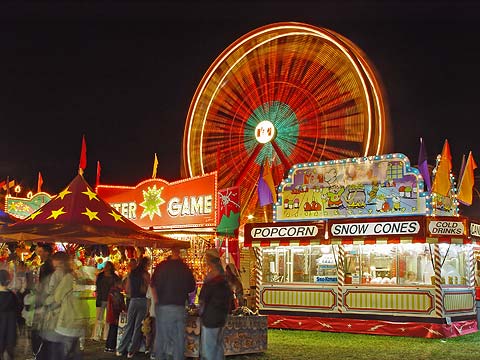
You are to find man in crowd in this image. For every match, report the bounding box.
[150,247,195,360]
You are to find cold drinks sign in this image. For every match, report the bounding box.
[96,173,217,230]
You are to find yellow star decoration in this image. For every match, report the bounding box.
[108,210,125,222]
[82,207,100,221]
[57,187,72,200]
[47,207,67,220]
[27,210,43,220]
[82,187,99,201]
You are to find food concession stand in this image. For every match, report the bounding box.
[244,153,477,338]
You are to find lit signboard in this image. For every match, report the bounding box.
[96,172,217,230]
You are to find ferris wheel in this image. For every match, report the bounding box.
[182,22,390,220]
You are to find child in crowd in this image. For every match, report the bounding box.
[105,277,126,353]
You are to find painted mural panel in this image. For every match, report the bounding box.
[275,154,428,221]
[6,192,54,219]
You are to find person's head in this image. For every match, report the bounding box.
[205,248,224,274]
[0,269,10,287]
[170,247,181,259]
[407,271,416,280]
[51,251,72,273]
[136,256,151,272]
[128,258,137,270]
[36,243,53,262]
[103,261,115,274]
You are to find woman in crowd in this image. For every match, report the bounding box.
[36,250,69,360]
[116,256,150,358]
[93,261,119,341]
[105,277,126,353]
[48,252,89,359]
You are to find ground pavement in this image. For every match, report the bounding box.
[17,337,152,360]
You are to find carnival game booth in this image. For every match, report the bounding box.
[96,173,267,356]
[0,173,189,337]
[244,153,477,338]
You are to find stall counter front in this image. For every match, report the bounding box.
[185,315,268,357]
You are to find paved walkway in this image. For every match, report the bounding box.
[17,336,152,360]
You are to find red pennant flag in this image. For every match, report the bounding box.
[96,161,101,188]
[79,135,87,174]
[457,151,477,206]
[431,139,452,196]
[37,172,43,193]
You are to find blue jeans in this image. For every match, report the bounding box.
[201,325,225,360]
[117,297,147,354]
[154,304,186,360]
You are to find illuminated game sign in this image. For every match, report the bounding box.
[96,173,217,229]
[274,153,428,221]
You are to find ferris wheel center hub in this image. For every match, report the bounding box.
[255,120,276,144]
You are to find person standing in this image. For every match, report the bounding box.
[144,285,156,359]
[105,277,125,353]
[31,244,56,360]
[123,258,137,310]
[116,256,150,358]
[36,244,54,284]
[199,249,232,360]
[151,247,196,360]
[48,252,89,360]
[93,261,119,341]
[0,269,20,360]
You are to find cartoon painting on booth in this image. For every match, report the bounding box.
[275,154,433,221]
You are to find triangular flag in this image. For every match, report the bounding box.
[37,172,43,193]
[418,137,431,192]
[96,161,101,188]
[257,160,277,206]
[79,135,87,174]
[457,151,477,206]
[152,153,159,179]
[263,160,277,204]
[431,139,452,196]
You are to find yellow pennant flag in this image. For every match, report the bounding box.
[457,151,477,206]
[152,153,158,179]
[431,139,452,196]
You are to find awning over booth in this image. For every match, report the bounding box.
[244,216,473,247]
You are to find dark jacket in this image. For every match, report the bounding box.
[199,273,232,328]
[95,272,120,306]
[106,286,126,325]
[151,258,196,306]
[0,290,20,354]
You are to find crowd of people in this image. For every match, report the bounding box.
[0,243,245,360]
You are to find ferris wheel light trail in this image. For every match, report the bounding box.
[271,140,291,171]
[183,22,390,222]
[234,144,263,187]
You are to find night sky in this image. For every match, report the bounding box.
[1,2,479,195]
